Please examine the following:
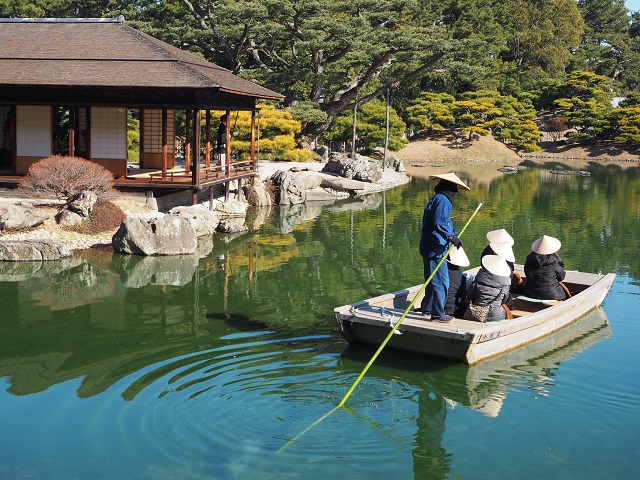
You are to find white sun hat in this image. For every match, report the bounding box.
[532,235,561,255]
[481,254,511,277]
[489,241,515,263]
[429,172,470,191]
[447,246,470,267]
[486,228,514,246]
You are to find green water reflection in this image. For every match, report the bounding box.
[0,161,638,479]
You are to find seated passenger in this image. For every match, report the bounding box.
[481,240,520,298]
[445,246,471,317]
[485,228,514,248]
[466,255,512,322]
[524,235,568,300]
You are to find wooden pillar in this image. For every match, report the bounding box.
[161,108,168,180]
[68,108,75,157]
[84,107,91,159]
[225,110,230,177]
[209,186,214,210]
[205,110,211,169]
[185,110,191,174]
[139,108,145,167]
[74,107,82,156]
[193,109,201,182]
[251,110,256,167]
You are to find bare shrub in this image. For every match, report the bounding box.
[65,198,126,235]
[17,155,117,201]
[544,117,569,142]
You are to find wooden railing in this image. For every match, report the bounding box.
[144,159,255,184]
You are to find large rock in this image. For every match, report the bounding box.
[291,169,324,190]
[56,209,83,227]
[66,191,97,217]
[112,216,198,255]
[321,153,382,183]
[243,177,273,207]
[168,205,220,237]
[0,203,50,232]
[0,240,72,261]
[210,199,249,217]
[268,170,306,205]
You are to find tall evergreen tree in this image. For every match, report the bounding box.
[575,0,634,85]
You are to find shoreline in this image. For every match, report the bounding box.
[0,160,410,253]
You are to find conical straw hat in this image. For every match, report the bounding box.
[489,241,515,262]
[481,254,511,277]
[532,235,561,255]
[429,172,470,191]
[486,228,514,246]
[447,246,470,267]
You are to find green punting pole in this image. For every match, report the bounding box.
[278,202,483,452]
[336,202,482,407]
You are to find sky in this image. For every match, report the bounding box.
[627,0,640,13]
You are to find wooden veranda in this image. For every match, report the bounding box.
[0,17,283,204]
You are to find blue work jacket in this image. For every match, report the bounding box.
[419,192,456,259]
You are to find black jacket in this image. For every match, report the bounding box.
[523,252,567,300]
[445,266,466,315]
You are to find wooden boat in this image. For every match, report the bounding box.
[334,267,615,365]
[338,307,611,417]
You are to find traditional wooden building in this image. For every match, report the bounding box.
[0,17,283,203]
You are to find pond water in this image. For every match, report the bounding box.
[0,161,638,479]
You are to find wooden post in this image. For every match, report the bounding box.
[225,110,230,178]
[161,108,168,180]
[205,110,211,169]
[139,108,145,167]
[192,109,201,187]
[251,110,256,169]
[209,185,214,210]
[68,108,75,157]
[185,110,191,174]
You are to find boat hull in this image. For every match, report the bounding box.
[334,270,615,365]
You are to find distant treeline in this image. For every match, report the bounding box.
[4,0,640,152]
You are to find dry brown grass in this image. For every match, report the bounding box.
[395,132,639,168]
[396,132,521,163]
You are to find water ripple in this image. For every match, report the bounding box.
[104,333,423,476]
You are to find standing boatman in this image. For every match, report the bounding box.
[419,173,470,322]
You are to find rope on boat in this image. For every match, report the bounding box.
[349,305,400,333]
[277,202,483,453]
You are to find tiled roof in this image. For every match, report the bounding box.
[0,17,283,99]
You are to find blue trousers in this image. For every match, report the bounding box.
[421,255,449,318]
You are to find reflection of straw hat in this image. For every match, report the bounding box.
[486,228,514,246]
[532,235,561,255]
[481,255,511,277]
[447,246,470,267]
[489,241,515,262]
[475,396,504,418]
[429,172,470,191]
